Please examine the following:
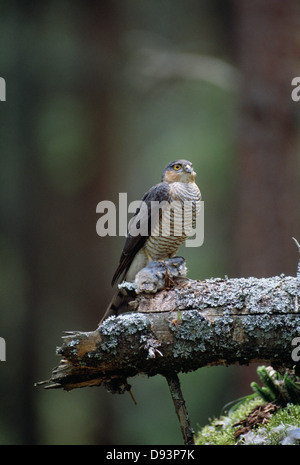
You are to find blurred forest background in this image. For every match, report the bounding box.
[0,0,299,445]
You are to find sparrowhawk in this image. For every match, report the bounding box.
[100,159,201,322]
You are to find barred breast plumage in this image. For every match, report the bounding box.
[144,181,201,260]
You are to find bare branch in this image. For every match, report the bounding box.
[166,374,195,445]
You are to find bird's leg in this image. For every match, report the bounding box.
[164,265,175,290]
[164,254,181,289]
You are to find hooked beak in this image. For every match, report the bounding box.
[185,164,196,176]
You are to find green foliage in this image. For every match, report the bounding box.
[251,366,300,407]
[196,366,300,445]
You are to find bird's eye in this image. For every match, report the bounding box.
[173,164,182,170]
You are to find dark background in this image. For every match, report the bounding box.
[0,0,299,445]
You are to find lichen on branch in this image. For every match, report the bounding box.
[40,270,300,392]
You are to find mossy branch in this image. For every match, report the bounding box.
[40,273,299,392]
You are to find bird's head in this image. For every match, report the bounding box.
[162,160,196,183]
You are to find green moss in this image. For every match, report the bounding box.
[196,366,300,444]
[195,397,264,445]
[195,400,300,445]
[261,404,300,445]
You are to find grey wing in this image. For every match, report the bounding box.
[111,181,171,285]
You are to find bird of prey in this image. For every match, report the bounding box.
[100,159,201,323]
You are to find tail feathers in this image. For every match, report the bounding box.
[99,289,131,325]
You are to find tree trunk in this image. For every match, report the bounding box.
[233,0,299,278]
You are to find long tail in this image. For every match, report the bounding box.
[99,289,130,325]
